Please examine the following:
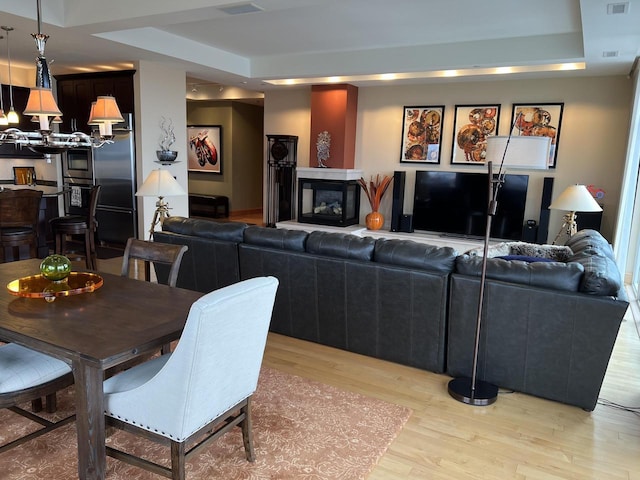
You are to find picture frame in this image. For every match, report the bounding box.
[13,166,36,185]
[187,125,222,174]
[400,105,445,164]
[451,104,500,165]
[510,103,564,168]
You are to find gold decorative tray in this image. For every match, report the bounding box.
[7,272,104,302]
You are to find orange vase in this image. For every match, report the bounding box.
[365,211,384,230]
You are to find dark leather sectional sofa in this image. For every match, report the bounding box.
[154,217,628,410]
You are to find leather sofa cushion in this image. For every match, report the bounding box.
[455,254,584,292]
[306,231,375,260]
[566,229,615,258]
[565,229,622,296]
[374,239,457,274]
[243,226,307,251]
[568,251,622,296]
[162,216,247,242]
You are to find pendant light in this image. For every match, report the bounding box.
[0,59,7,126]
[2,26,19,124]
[0,0,122,151]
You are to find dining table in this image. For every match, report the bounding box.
[0,258,203,480]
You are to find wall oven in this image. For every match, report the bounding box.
[62,147,93,181]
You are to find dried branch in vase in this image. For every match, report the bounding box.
[358,174,393,212]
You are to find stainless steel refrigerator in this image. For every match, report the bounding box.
[92,113,138,245]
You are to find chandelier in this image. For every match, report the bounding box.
[0,0,122,153]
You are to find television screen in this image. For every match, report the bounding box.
[412,171,529,240]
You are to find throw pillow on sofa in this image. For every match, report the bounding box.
[508,242,573,262]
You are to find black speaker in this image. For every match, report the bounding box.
[522,220,538,242]
[399,214,414,233]
[576,210,603,231]
[536,177,554,244]
[390,171,406,232]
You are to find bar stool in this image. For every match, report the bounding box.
[0,189,43,262]
[50,185,101,270]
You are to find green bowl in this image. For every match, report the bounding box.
[40,254,72,281]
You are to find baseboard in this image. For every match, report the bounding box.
[229,208,262,217]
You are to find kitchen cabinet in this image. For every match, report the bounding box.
[0,84,45,158]
[55,70,136,134]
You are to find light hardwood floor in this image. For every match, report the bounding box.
[95,255,640,480]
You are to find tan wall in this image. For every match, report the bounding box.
[187,100,263,212]
[231,102,264,211]
[264,76,632,243]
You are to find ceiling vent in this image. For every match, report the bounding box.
[218,2,265,15]
[603,50,619,58]
[607,2,629,14]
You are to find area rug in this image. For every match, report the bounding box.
[0,367,411,479]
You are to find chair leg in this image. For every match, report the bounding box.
[45,392,57,413]
[84,230,93,270]
[31,398,43,413]
[55,232,62,255]
[170,440,186,480]
[89,231,98,271]
[241,398,255,462]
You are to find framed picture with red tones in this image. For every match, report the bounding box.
[510,103,564,168]
[451,104,501,165]
[400,105,445,164]
[187,125,222,174]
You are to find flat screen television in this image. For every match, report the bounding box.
[412,171,529,240]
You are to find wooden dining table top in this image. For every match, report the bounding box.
[0,258,204,368]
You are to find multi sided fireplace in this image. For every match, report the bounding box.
[296,168,362,227]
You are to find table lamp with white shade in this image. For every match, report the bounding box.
[549,184,603,244]
[136,169,186,238]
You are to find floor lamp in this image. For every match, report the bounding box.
[447,134,551,406]
[549,184,603,244]
[135,168,186,239]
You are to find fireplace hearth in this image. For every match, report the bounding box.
[297,177,360,227]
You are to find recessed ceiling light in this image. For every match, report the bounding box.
[607,2,629,14]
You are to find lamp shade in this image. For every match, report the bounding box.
[485,135,551,169]
[135,169,186,197]
[549,184,603,212]
[88,96,123,123]
[24,87,62,116]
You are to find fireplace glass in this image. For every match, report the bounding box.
[297,179,360,227]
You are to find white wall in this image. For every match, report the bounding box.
[264,75,632,244]
[133,60,187,240]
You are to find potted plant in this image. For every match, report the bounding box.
[358,174,393,230]
[157,117,177,162]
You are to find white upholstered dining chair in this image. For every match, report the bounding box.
[0,343,75,454]
[103,276,279,480]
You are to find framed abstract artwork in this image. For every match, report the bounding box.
[187,125,222,174]
[451,104,500,165]
[510,103,564,168]
[400,105,445,164]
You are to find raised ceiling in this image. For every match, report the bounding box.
[0,0,637,94]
